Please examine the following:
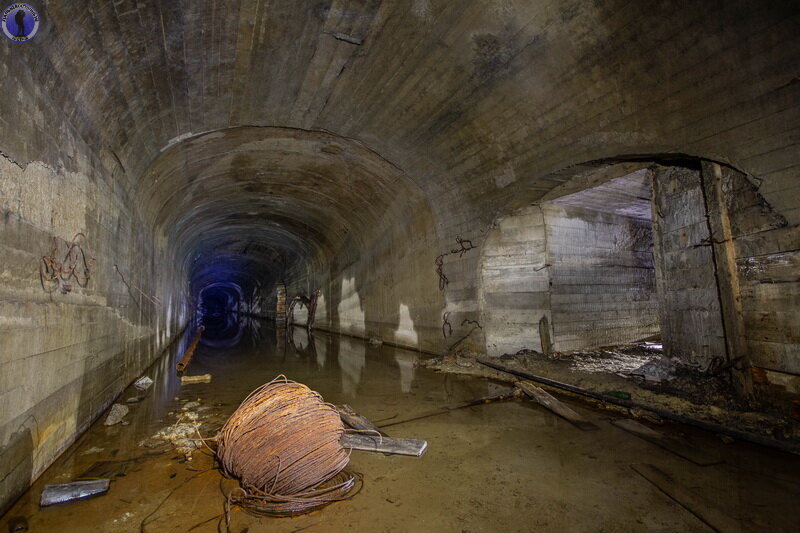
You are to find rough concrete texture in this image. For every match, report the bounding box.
[1,0,800,514]
[481,175,659,357]
[651,165,728,366]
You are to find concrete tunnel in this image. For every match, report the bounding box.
[1,1,800,530]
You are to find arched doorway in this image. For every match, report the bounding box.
[479,157,795,399]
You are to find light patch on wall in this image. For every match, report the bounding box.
[337,277,365,336]
[315,292,327,324]
[393,303,419,347]
[292,303,309,326]
[494,165,517,188]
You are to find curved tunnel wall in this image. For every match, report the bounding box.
[0,0,799,515]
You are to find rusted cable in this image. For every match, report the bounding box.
[442,311,453,338]
[450,236,476,257]
[448,319,483,352]
[114,264,161,306]
[39,233,95,294]
[435,235,477,291]
[217,376,359,517]
[435,254,449,291]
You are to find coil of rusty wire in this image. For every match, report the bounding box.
[217,375,360,517]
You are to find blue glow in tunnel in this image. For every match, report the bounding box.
[197,282,245,347]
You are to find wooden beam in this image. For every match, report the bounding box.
[340,434,427,457]
[700,161,753,396]
[516,380,599,431]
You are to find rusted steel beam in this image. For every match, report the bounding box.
[176,326,205,374]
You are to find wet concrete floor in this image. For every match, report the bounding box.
[2,319,800,532]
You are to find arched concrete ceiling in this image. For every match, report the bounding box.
[31,1,798,228]
[136,126,424,291]
[16,0,799,291]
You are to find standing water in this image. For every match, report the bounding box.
[2,317,800,531]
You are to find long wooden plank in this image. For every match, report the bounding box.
[632,464,747,532]
[516,381,599,431]
[337,404,387,436]
[340,434,427,457]
[613,419,722,466]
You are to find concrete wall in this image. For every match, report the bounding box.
[0,31,184,515]
[651,166,727,366]
[481,206,550,356]
[546,203,658,352]
[481,202,659,356]
[298,197,444,354]
[724,167,800,396]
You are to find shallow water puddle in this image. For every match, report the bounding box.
[2,322,800,532]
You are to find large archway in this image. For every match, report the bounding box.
[479,157,797,400]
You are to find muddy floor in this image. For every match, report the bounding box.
[2,322,800,532]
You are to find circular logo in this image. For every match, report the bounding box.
[2,3,39,43]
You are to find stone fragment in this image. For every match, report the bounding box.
[103,404,129,426]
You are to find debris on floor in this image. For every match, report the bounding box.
[340,434,428,456]
[151,420,203,459]
[629,357,678,382]
[420,347,800,448]
[516,380,599,431]
[336,404,428,456]
[337,404,384,433]
[181,373,211,385]
[368,337,383,345]
[217,375,359,516]
[103,403,129,426]
[79,446,104,456]
[40,479,110,507]
[134,376,153,390]
[6,516,28,532]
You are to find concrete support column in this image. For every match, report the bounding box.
[700,161,753,396]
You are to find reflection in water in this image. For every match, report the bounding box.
[201,311,245,348]
[337,336,365,396]
[291,327,309,351]
[6,320,796,533]
[314,333,327,368]
[394,351,418,393]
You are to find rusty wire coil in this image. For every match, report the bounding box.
[217,375,360,516]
